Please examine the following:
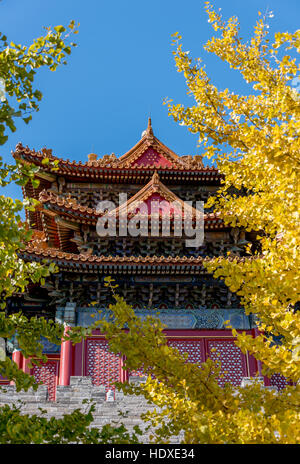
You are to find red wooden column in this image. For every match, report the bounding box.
[57,302,76,386]
[22,355,32,375]
[12,350,23,369]
[58,325,73,386]
[9,350,24,385]
[73,339,84,376]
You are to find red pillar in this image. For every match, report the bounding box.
[73,339,84,376]
[12,350,23,369]
[22,355,32,375]
[58,326,73,386]
[9,350,24,385]
[120,355,128,383]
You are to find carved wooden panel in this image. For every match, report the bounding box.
[86,339,122,390]
[168,339,204,364]
[130,339,205,378]
[270,373,291,390]
[32,360,59,401]
[207,340,247,387]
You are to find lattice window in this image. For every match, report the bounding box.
[168,340,204,364]
[32,361,58,401]
[270,373,291,390]
[130,340,204,379]
[86,339,121,391]
[208,340,245,387]
[130,339,247,388]
[129,366,147,378]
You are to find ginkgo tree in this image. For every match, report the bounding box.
[86,4,300,443]
[166,2,300,385]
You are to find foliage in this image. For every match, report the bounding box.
[166,2,300,384]
[0,21,78,145]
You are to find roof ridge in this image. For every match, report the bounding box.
[14,142,219,174]
[24,244,208,264]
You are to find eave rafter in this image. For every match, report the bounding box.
[21,245,208,274]
[21,244,251,274]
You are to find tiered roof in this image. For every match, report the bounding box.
[37,180,224,253]
[17,120,226,272]
[39,181,223,226]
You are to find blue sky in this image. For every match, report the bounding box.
[1,0,299,200]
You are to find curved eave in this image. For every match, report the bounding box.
[41,202,227,230]
[13,147,221,183]
[20,247,210,274]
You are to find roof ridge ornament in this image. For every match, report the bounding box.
[66,192,78,206]
[88,153,97,162]
[41,147,53,158]
[141,117,154,139]
[146,117,153,137]
[152,170,160,186]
